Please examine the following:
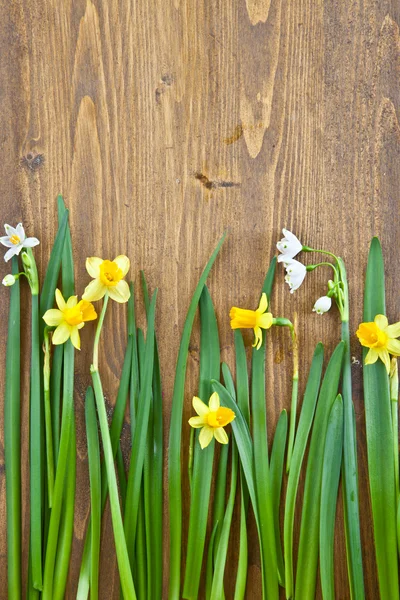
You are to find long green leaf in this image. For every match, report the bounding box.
[183,286,220,599]
[5,256,21,599]
[363,237,399,598]
[284,343,324,598]
[168,233,226,599]
[39,204,68,317]
[270,409,288,587]
[320,394,344,600]
[295,341,344,599]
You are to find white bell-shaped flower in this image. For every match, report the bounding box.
[277,228,303,262]
[312,295,332,315]
[284,259,307,293]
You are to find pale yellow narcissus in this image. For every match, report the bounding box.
[43,289,97,350]
[356,314,400,373]
[230,292,273,350]
[82,256,131,303]
[188,392,236,449]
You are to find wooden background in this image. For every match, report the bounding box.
[1,0,399,597]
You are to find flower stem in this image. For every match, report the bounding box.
[90,296,136,599]
[5,256,21,599]
[30,291,43,590]
[90,368,136,598]
[339,256,365,600]
[93,293,109,370]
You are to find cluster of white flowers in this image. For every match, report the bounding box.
[277,228,331,314]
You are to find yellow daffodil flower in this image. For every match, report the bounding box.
[230,292,273,350]
[188,392,235,449]
[356,314,400,373]
[82,255,130,303]
[43,289,97,350]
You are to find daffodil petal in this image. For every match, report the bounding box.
[199,426,214,449]
[70,327,81,350]
[365,348,379,364]
[108,280,130,303]
[257,292,268,314]
[386,323,400,338]
[15,223,25,240]
[192,396,209,416]
[114,255,130,277]
[257,312,273,330]
[23,237,39,248]
[77,322,85,329]
[0,236,14,248]
[214,427,229,445]
[66,295,78,308]
[86,257,103,278]
[82,278,106,302]
[188,416,206,428]
[377,348,391,373]
[387,339,400,356]
[374,314,388,330]
[209,392,220,412]
[253,326,263,350]
[4,224,18,237]
[43,309,64,327]
[55,289,66,311]
[52,322,71,345]
[4,246,21,262]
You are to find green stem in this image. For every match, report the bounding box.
[43,329,55,507]
[90,296,136,599]
[5,256,21,599]
[85,387,101,600]
[30,292,43,590]
[42,341,74,599]
[340,260,365,600]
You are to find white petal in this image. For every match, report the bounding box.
[23,237,40,248]
[4,246,21,262]
[0,236,14,248]
[276,229,302,259]
[313,296,332,315]
[16,223,26,241]
[4,224,18,237]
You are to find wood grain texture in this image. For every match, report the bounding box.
[0,0,399,597]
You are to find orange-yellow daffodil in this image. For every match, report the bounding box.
[230,292,273,350]
[43,289,97,350]
[82,255,130,303]
[188,392,235,449]
[356,314,400,373]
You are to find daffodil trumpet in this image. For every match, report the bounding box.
[43,328,55,508]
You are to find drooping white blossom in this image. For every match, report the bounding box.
[2,274,16,286]
[277,229,303,262]
[312,295,332,315]
[0,223,40,262]
[284,258,307,293]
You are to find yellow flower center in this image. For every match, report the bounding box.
[10,234,20,245]
[357,322,388,349]
[207,407,235,428]
[99,260,123,287]
[63,305,84,326]
[63,300,97,326]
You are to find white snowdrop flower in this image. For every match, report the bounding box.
[277,228,303,262]
[2,274,16,286]
[0,223,40,262]
[312,296,332,315]
[284,259,307,293]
